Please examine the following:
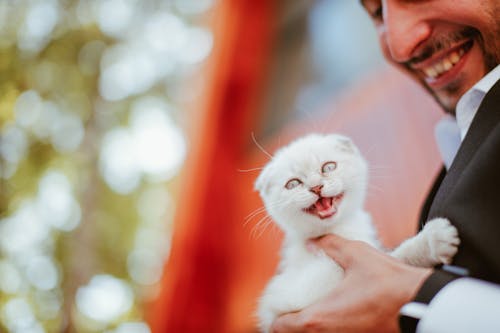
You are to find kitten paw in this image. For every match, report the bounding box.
[423,218,460,265]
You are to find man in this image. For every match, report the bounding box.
[272,0,500,332]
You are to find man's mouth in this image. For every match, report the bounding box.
[412,39,474,84]
[303,193,344,220]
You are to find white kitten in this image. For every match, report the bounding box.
[254,134,460,333]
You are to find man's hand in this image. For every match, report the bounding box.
[271,234,432,333]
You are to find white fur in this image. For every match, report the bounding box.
[254,134,460,333]
[391,217,460,267]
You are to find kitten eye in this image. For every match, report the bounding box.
[321,161,337,173]
[285,178,302,190]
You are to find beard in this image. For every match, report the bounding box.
[404,27,499,115]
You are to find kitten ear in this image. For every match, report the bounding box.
[255,165,272,194]
[334,135,356,153]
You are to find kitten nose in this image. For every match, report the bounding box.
[309,185,323,196]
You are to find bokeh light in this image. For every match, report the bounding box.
[99,128,142,194]
[76,274,133,323]
[25,255,59,291]
[130,97,186,181]
[36,170,82,231]
[0,0,213,331]
[17,0,59,54]
[0,260,23,295]
[2,297,43,333]
[0,125,28,178]
[0,200,51,256]
[111,321,151,333]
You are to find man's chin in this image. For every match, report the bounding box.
[423,85,459,115]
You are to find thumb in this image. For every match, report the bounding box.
[311,233,357,268]
[271,311,304,333]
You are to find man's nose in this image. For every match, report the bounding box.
[382,0,432,63]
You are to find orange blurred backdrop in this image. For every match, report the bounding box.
[148,1,444,332]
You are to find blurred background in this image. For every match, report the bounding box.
[0,1,445,332]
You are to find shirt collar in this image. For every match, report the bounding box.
[455,64,500,140]
[435,65,500,169]
[474,64,500,93]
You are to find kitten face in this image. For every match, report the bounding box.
[255,134,368,238]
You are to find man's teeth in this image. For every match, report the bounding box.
[423,48,465,79]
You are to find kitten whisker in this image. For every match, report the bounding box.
[251,132,273,160]
[244,199,287,224]
[244,207,268,224]
[255,218,275,239]
[237,167,265,173]
[250,214,274,239]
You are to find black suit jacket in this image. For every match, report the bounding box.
[402,77,500,332]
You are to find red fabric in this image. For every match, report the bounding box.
[148,1,276,332]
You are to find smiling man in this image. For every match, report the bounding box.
[363,0,499,113]
[271,0,500,332]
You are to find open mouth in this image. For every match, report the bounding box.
[303,193,344,220]
[416,39,474,84]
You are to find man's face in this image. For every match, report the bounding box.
[361,0,500,114]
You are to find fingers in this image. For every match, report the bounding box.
[311,234,363,268]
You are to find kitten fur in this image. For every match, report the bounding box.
[254,134,459,333]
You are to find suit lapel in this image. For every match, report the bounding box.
[419,167,446,227]
[429,78,500,217]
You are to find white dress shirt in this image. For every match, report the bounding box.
[435,64,500,169]
[412,65,500,333]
